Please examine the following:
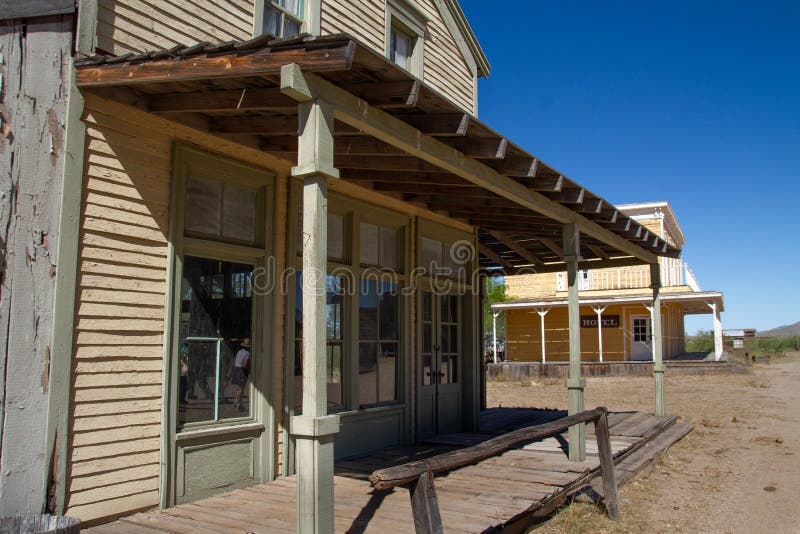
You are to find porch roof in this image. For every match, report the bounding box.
[74,33,681,273]
[491,290,725,314]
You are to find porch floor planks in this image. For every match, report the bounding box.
[87,409,690,533]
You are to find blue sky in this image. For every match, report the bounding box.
[460,0,800,334]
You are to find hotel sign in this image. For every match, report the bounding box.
[581,315,620,328]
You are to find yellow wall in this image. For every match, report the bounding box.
[505,302,687,362]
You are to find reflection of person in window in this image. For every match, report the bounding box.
[179,342,189,403]
[232,338,251,412]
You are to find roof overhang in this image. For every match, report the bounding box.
[492,291,724,314]
[74,33,681,273]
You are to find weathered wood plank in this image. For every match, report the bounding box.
[370,408,606,490]
[0,13,73,516]
[76,41,357,87]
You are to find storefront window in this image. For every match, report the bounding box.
[358,279,399,406]
[178,256,254,428]
[294,274,346,413]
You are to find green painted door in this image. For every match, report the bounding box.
[419,290,462,439]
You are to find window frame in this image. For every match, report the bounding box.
[163,144,277,505]
[286,181,410,418]
[254,0,321,38]
[385,0,428,78]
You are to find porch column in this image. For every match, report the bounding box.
[707,301,723,361]
[536,308,550,363]
[283,65,340,534]
[650,263,665,417]
[591,306,607,362]
[564,223,586,462]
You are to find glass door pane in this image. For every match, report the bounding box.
[439,294,459,384]
[178,256,255,428]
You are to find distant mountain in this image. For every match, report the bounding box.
[759,321,800,338]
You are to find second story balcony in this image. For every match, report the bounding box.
[556,260,701,293]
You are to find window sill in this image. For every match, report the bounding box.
[176,421,265,441]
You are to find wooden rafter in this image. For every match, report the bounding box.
[587,244,610,260]
[401,113,470,136]
[445,137,508,159]
[478,243,515,271]
[148,87,297,113]
[212,115,297,135]
[487,230,544,265]
[488,156,538,178]
[343,80,422,109]
[538,237,564,257]
[546,187,585,205]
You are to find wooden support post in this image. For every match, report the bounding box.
[707,301,723,361]
[592,306,607,363]
[536,308,550,363]
[282,65,340,534]
[594,411,620,519]
[408,469,444,534]
[564,223,586,462]
[650,263,665,417]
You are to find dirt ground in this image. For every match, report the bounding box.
[486,354,800,533]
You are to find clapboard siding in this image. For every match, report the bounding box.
[414,0,475,112]
[320,0,477,112]
[321,0,384,51]
[65,105,173,520]
[505,303,685,363]
[96,0,254,55]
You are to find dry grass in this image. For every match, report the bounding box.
[488,357,800,533]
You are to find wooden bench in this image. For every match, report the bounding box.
[369,407,620,533]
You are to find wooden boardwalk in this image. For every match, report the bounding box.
[88,409,691,533]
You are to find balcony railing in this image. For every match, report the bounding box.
[558,261,699,292]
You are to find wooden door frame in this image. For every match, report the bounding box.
[161,144,276,507]
[414,218,479,440]
[629,313,652,361]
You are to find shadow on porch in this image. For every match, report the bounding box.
[88,408,691,533]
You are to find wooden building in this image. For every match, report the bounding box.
[3,0,682,529]
[495,202,725,364]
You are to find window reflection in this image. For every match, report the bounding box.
[178,256,254,428]
[294,274,346,413]
[359,280,399,407]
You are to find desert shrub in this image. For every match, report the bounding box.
[686,330,714,353]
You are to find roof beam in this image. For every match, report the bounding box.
[212,115,297,135]
[478,244,516,271]
[489,156,538,178]
[533,256,646,274]
[578,198,603,214]
[401,113,470,136]
[537,237,564,257]
[148,87,297,113]
[546,187,585,205]
[530,174,564,192]
[280,64,658,263]
[76,40,356,87]
[587,244,610,260]
[445,137,508,159]
[343,80,421,109]
[486,230,544,265]
[335,155,442,172]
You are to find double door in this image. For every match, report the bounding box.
[418,291,462,438]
